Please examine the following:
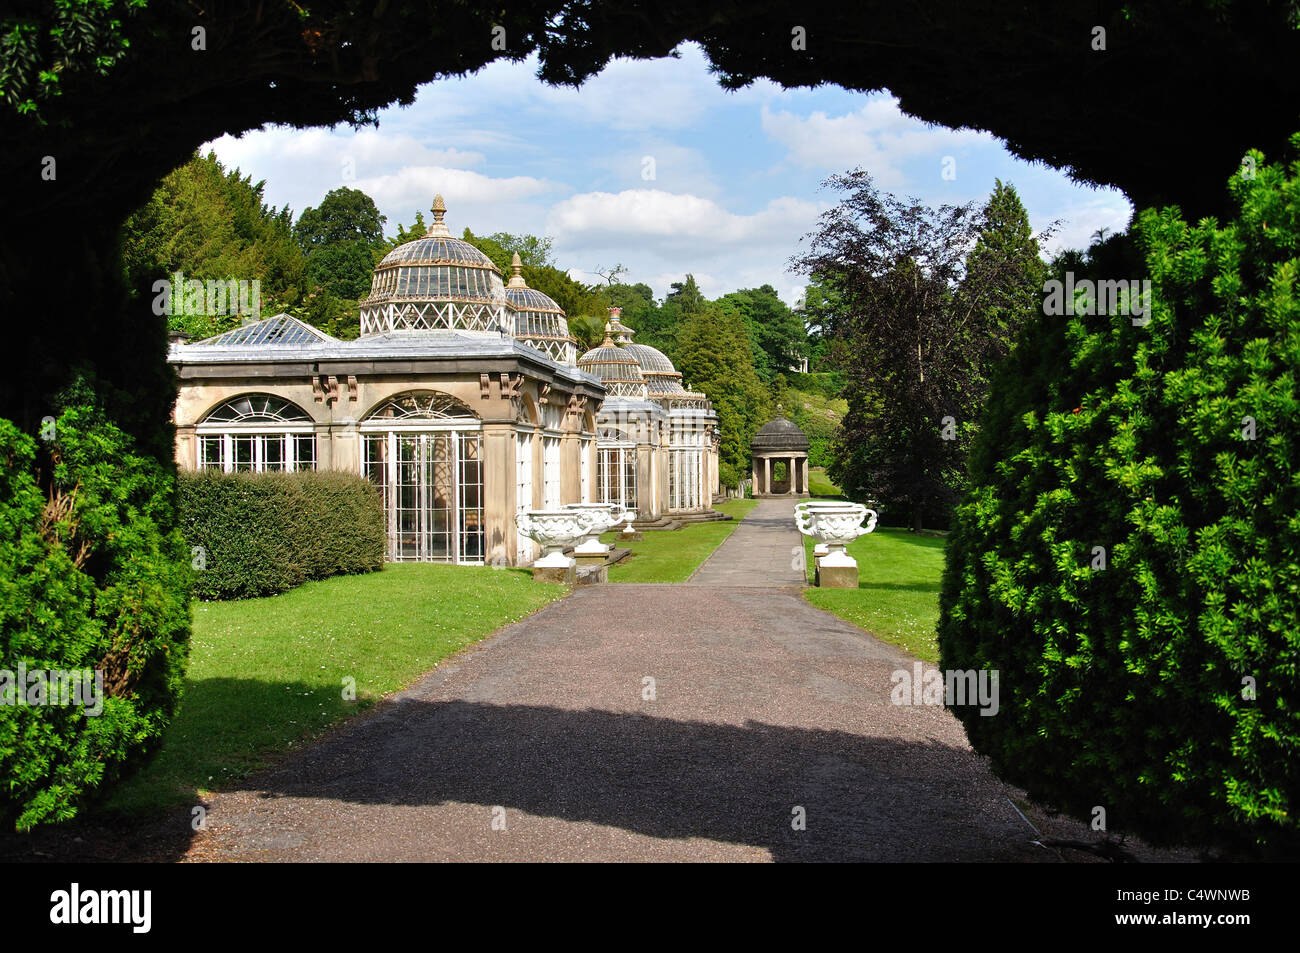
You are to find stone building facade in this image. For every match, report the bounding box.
[168,196,719,565]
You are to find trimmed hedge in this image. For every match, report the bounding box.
[1,396,192,831]
[179,470,385,600]
[939,136,1300,856]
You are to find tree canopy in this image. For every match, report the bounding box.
[120,151,306,339]
[293,187,387,302]
[795,171,1047,528]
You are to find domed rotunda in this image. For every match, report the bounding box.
[750,412,810,496]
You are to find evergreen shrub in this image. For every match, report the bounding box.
[179,470,384,600]
[939,137,1300,856]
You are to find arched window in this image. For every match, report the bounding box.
[364,391,478,422]
[197,393,316,473]
[204,393,312,424]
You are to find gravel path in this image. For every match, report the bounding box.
[687,498,807,586]
[184,503,1186,862]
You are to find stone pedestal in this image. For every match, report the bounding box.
[533,561,577,585]
[574,539,611,559]
[817,561,859,589]
[620,528,643,541]
[576,551,609,571]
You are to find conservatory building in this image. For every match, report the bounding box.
[577,310,720,521]
[168,196,603,567]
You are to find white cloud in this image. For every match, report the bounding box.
[525,46,717,131]
[208,127,485,177]
[1032,191,1134,258]
[546,190,821,304]
[549,189,819,250]
[761,94,993,188]
[353,167,559,218]
[587,140,721,198]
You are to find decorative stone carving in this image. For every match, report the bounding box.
[563,502,621,557]
[795,500,860,557]
[515,509,600,583]
[794,503,877,588]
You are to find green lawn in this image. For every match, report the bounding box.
[599,499,759,582]
[802,528,947,662]
[101,564,564,819]
[808,466,845,499]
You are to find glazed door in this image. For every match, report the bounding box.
[363,430,483,563]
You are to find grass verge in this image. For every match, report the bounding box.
[600,499,759,582]
[808,466,845,499]
[100,564,564,819]
[801,528,946,663]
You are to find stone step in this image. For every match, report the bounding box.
[673,511,732,524]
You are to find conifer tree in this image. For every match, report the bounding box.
[676,303,770,473]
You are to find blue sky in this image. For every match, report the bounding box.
[206,43,1132,307]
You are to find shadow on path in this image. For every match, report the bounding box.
[206,698,1049,862]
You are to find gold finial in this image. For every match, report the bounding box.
[507,251,527,288]
[607,306,634,343]
[425,194,451,237]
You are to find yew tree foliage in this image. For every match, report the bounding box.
[676,303,771,473]
[0,394,191,831]
[939,137,1300,856]
[796,173,1045,529]
[121,151,308,339]
[179,470,385,601]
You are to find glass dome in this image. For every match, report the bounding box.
[577,331,648,399]
[503,254,577,365]
[360,194,507,335]
[605,309,688,397]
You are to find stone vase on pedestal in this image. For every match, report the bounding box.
[618,508,641,541]
[795,500,858,558]
[794,504,877,588]
[515,510,599,584]
[563,502,620,565]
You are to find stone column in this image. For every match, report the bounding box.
[802,457,809,495]
[481,423,515,565]
[531,430,543,509]
[637,444,655,518]
[174,425,196,470]
[764,456,771,497]
[786,456,795,494]
[560,432,580,504]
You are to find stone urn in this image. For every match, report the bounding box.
[795,500,862,557]
[515,509,599,581]
[619,507,638,535]
[794,503,877,588]
[563,502,620,557]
